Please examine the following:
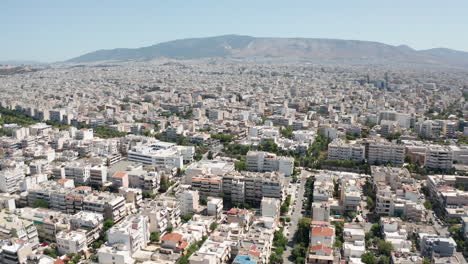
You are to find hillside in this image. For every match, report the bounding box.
[67,35,468,67]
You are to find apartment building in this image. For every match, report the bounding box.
[179,190,200,216]
[107,214,150,254]
[56,230,88,255]
[69,211,104,245]
[0,211,39,249]
[368,142,404,166]
[140,198,181,234]
[191,176,223,198]
[0,168,25,193]
[221,171,286,205]
[327,138,365,162]
[16,207,70,243]
[420,235,457,258]
[425,146,453,170]
[246,151,294,176]
[128,144,184,169]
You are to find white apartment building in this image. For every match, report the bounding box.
[98,245,135,264]
[0,168,25,193]
[425,146,453,170]
[246,151,294,176]
[368,142,404,166]
[327,138,365,162]
[107,214,149,254]
[0,211,39,249]
[312,202,331,222]
[56,230,88,254]
[261,197,281,218]
[140,198,181,234]
[128,143,194,169]
[179,190,200,216]
[207,197,223,219]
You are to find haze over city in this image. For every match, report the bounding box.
[1,2,468,264]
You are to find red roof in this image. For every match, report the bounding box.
[112,171,128,179]
[310,244,333,255]
[176,240,188,250]
[311,226,334,237]
[161,233,183,242]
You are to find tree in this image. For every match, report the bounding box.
[182,214,193,223]
[378,256,390,264]
[166,226,173,233]
[150,232,160,242]
[234,160,247,171]
[424,201,433,210]
[210,222,218,232]
[200,197,208,205]
[103,219,114,232]
[361,252,377,264]
[280,126,294,139]
[377,240,393,256]
[207,151,213,160]
[32,199,49,209]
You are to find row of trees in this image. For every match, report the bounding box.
[269,228,288,264]
[290,218,311,264]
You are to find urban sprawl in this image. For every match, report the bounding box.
[0,60,468,264]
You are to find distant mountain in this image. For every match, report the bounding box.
[66,35,468,68]
[0,60,44,66]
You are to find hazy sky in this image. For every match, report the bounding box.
[2,0,468,62]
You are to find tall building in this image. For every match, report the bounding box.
[246,151,294,176]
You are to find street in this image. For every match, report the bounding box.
[282,169,310,264]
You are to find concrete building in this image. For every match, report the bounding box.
[207,197,223,219]
[56,230,88,254]
[0,168,25,193]
[425,146,453,171]
[107,214,149,254]
[327,138,365,162]
[368,142,404,166]
[261,197,281,218]
[179,190,200,216]
[97,244,135,264]
[246,151,294,176]
[0,211,39,249]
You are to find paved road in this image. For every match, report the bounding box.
[283,170,309,264]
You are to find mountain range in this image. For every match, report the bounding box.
[67,35,468,68]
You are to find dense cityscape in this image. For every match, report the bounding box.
[0,58,467,264]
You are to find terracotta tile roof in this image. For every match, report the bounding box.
[192,177,221,184]
[112,171,128,179]
[176,240,188,250]
[161,233,183,242]
[310,244,333,255]
[57,179,71,184]
[311,226,334,237]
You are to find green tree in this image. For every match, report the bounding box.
[103,219,115,232]
[182,214,193,223]
[200,197,208,205]
[235,160,247,171]
[210,222,218,232]
[32,199,49,209]
[377,240,393,256]
[361,252,378,264]
[150,232,160,242]
[207,151,213,160]
[280,126,294,139]
[378,256,390,264]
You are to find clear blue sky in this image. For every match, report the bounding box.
[2,0,467,62]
